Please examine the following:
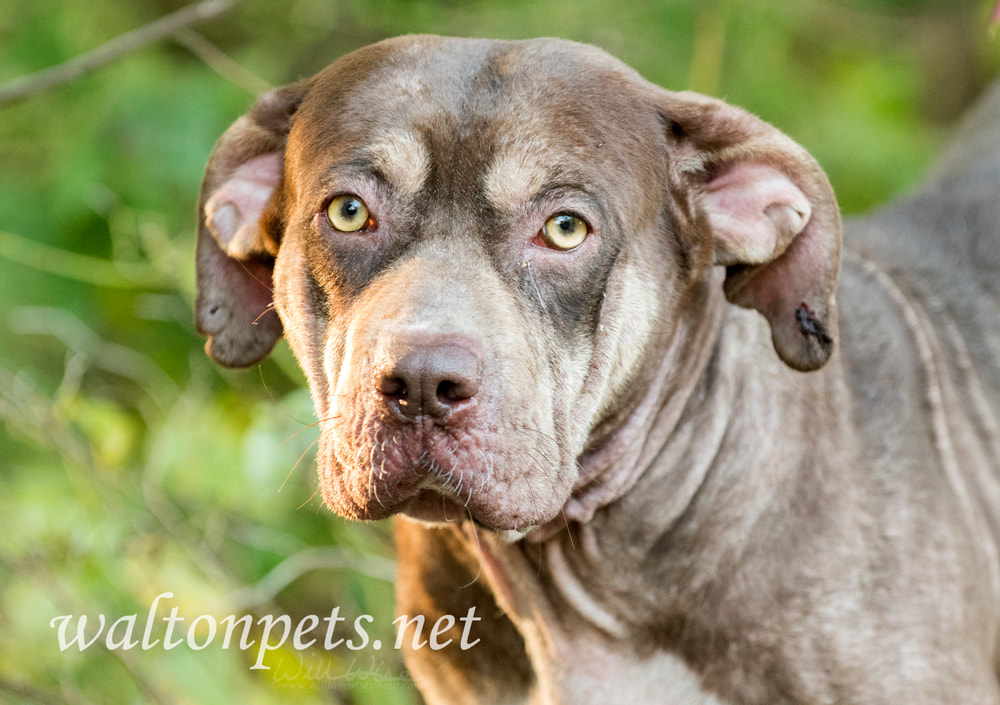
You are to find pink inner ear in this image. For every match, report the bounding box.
[705,163,812,266]
[204,152,283,259]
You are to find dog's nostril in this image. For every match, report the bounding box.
[378,375,407,399]
[437,379,474,404]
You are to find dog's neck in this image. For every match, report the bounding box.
[542,263,850,537]
[529,268,733,540]
[476,277,855,698]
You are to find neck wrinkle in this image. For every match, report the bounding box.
[543,271,728,535]
[620,304,852,575]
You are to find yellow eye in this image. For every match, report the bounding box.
[327,195,371,232]
[541,213,589,251]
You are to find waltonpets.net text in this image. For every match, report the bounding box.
[50,592,480,670]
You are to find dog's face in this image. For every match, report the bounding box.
[195,36,841,533]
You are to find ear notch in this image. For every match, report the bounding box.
[195,82,308,368]
[661,91,842,371]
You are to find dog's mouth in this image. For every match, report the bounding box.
[316,413,570,533]
[396,464,475,524]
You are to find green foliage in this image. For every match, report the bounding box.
[0,0,997,702]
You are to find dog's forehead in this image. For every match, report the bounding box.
[288,35,659,204]
[305,35,644,117]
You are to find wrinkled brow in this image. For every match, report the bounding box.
[365,129,430,196]
[482,135,554,211]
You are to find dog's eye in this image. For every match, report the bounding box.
[327,195,372,232]
[540,213,589,251]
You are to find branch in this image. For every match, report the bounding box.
[172,28,271,95]
[0,676,68,705]
[225,546,397,611]
[0,0,241,106]
[0,231,171,288]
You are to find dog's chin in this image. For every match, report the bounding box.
[319,470,552,533]
[398,490,537,540]
[399,489,468,525]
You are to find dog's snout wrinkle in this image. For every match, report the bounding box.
[376,339,482,421]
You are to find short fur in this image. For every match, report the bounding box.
[195,36,1000,704]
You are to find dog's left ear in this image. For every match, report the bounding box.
[659,90,841,371]
[194,82,309,368]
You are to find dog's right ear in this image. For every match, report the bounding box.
[195,82,309,368]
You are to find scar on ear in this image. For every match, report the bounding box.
[795,302,833,346]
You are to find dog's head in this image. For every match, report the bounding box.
[195,36,840,534]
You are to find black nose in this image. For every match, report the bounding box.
[376,339,482,420]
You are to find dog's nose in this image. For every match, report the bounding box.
[376,340,482,420]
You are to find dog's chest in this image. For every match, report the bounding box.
[489,539,732,705]
[524,641,731,705]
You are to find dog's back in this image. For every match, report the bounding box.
[838,79,1000,593]
[844,80,1000,390]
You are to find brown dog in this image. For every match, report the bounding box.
[195,36,1000,704]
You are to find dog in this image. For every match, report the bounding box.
[194,36,1000,704]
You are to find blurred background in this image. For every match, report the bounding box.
[1,1,998,703]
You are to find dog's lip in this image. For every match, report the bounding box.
[319,418,566,532]
[398,488,540,535]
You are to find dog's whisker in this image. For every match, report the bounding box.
[235,259,275,294]
[368,427,381,510]
[524,259,548,312]
[507,422,561,447]
[250,305,274,326]
[296,485,322,511]
[513,455,543,526]
[278,435,320,492]
[274,413,344,450]
[461,513,485,589]
[561,508,576,551]
[477,449,489,494]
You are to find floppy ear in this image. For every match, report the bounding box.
[660,91,841,371]
[195,82,309,368]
